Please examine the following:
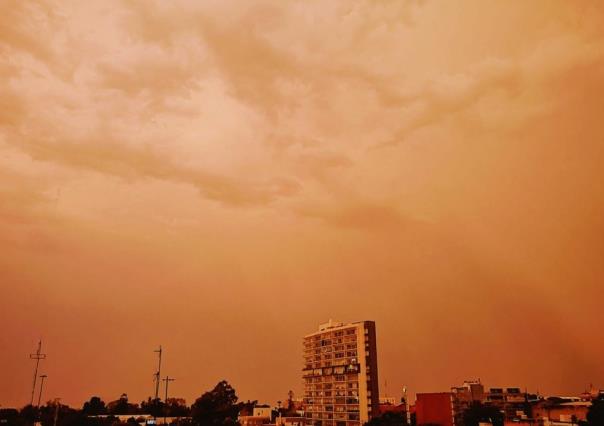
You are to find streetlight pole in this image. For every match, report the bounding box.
[37,375,47,408]
[162,376,175,425]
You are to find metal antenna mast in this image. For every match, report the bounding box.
[29,340,47,406]
[37,374,48,408]
[162,376,175,424]
[154,346,163,400]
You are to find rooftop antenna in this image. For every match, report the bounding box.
[29,340,47,406]
[154,346,163,400]
[162,376,175,424]
[37,375,48,408]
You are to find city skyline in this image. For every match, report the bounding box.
[4,318,602,409]
[2,0,604,413]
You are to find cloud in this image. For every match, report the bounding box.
[0,0,56,65]
[15,130,301,207]
[1,0,604,406]
[119,0,423,120]
[375,59,522,147]
[298,200,408,231]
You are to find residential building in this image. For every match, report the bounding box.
[302,320,380,426]
[240,416,271,426]
[451,380,485,425]
[532,399,591,424]
[276,416,306,426]
[486,387,528,420]
[254,406,273,418]
[378,402,406,416]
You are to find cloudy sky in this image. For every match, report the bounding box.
[1,0,603,408]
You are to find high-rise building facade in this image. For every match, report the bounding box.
[303,320,379,426]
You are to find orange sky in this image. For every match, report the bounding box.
[1,0,604,409]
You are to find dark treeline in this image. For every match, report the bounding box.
[3,382,604,426]
[0,380,261,426]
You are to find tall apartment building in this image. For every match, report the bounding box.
[303,320,379,426]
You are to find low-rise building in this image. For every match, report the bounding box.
[486,387,529,420]
[415,393,454,426]
[254,406,273,418]
[240,416,272,426]
[532,399,590,424]
[451,380,485,425]
[276,416,306,426]
[377,401,406,416]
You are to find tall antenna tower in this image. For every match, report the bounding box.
[154,345,163,400]
[29,340,47,406]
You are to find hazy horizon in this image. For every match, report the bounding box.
[2,0,604,410]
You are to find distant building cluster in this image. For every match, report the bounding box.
[414,379,603,426]
[239,320,604,426]
[295,321,603,426]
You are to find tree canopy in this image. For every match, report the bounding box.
[82,396,107,416]
[462,402,504,426]
[364,411,407,426]
[191,380,240,426]
[587,397,604,425]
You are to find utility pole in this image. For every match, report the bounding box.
[154,346,163,400]
[162,376,175,425]
[52,398,61,426]
[403,386,411,426]
[37,375,48,408]
[29,340,47,406]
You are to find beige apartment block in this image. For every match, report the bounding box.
[302,320,379,426]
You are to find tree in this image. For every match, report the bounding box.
[165,398,191,418]
[141,397,165,418]
[107,393,139,415]
[587,397,604,425]
[462,402,504,426]
[83,396,107,416]
[0,409,21,426]
[19,405,38,424]
[191,380,240,426]
[364,411,407,426]
[37,400,86,426]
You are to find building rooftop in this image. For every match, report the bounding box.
[304,319,372,338]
